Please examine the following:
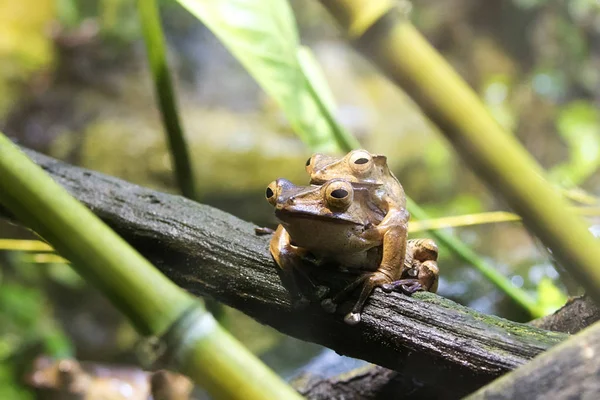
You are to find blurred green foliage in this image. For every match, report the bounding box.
[550,101,600,186]
[0,0,55,116]
[1,0,600,395]
[176,0,357,152]
[0,255,72,399]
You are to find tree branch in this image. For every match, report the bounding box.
[465,321,600,399]
[530,295,600,334]
[2,147,569,397]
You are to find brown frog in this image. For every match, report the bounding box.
[306,151,410,276]
[305,149,406,223]
[265,177,438,324]
[305,150,421,316]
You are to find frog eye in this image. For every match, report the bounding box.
[349,150,373,174]
[265,181,278,206]
[325,180,353,210]
[305,155,316,174]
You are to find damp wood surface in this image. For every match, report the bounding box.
[0,147,572,398]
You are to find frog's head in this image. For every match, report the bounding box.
[265,178,362,225]
[305,149,388,185]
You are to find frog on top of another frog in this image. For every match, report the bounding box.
[265,149,439,324]
[305,149,412,301]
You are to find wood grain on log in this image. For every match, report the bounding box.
[1,148,570,397]
[466,322,600,399]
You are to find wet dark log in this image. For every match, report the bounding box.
[466,321,600,399]
[1,148,569,398]
[291,351,436,399]
[295,295,600,400]
[294,364,412,400]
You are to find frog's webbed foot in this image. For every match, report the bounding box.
[254,226,276,236]
[381,279,422,294]
[322,272,391,325]
[394,260,439,294]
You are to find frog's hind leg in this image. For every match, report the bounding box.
[409,238,439,264]
[270,226,328,308]
[388,238,440,294]
[321,274,368,314]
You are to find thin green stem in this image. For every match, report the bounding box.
[137,0,198,200]
[407,199,541,317]
[166,307,303,400]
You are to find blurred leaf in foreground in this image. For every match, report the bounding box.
[176,0,355,152]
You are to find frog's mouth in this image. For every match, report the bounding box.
[275,209,362,225]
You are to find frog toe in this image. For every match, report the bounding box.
[381,283,394,292]
[384,278,422,294]
[344,312,361,325]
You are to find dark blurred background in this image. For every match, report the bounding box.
[1,0,599,397]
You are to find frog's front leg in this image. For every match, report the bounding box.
[269,226,328,308]
[322,222,409,325]
[349,223,409,324]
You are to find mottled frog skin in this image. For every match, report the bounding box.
[265,150,439,324]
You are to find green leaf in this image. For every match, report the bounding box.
[297,46,360,151]
[176,0,345,152]
[297,46,337,113]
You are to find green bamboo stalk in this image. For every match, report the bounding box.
[137,0,198,200]
[0,133,302,400]
[318,0,600,302]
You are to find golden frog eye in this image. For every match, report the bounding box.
[265,181,278,206]
[304,156,313,174]
[305,154,320,175]
[325,180,353,211]
[348,150,374,175]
